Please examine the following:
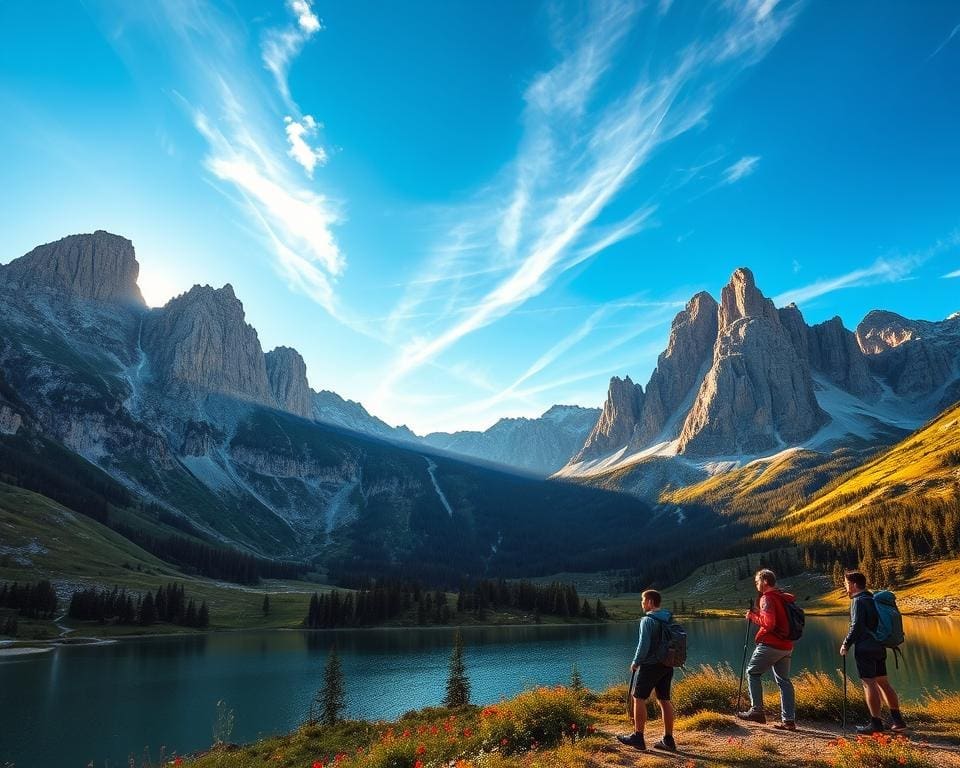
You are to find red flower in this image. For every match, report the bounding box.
[415,761,423,768]
[416,744,426,755]
[570,723,578,731]
[463,727,472,738]
[403,729,411,739]
[174,760,184,767]
[313,762,324,768]
[501,738,509,746]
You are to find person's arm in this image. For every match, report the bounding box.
[842,597,864,651]
[632,616,652,668]
[750,594,779,632]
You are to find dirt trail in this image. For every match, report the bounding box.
[592,719,960,767]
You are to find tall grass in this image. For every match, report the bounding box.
[672,664,740,716]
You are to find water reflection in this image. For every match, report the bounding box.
[1,616,957,767]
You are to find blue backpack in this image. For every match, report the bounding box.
[871,590,905,665]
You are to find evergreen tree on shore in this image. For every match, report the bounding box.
[444,630,470,707]
[318,647,346,725]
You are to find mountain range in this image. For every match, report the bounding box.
[2,230,958,589]
[557,266,960,503]
[0,232,692,585]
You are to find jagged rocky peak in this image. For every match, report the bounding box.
[141,283,274,405]
[2,230,145,306]
[777,303,809,360]
[719,267,779,330]
[635,291,719,445]
[856,310,922,355]
[265,346,313,419]
[572,375,644,463]
[678,268,827,456]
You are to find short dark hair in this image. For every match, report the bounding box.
[755,569,776,587]
[844,571,867,590]
[641,589,662,607]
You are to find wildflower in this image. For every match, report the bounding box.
[174,760,184,767]
[430,725,439,735]
[416,744,426,756]
[898,759,907,765]
[403,729,411,739]
[415,762,424,768]
[501,738,509,746]
[313,762,324,768]
[463,727,472,738]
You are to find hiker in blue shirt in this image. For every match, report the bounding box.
[617,589,676,752]
[840,570,907,734]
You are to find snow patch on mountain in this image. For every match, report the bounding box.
[425,457,454,517]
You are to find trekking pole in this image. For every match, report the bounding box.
[842,652,847,735]
[736,599,753,713]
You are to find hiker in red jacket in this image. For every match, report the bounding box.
[737,569,797,730]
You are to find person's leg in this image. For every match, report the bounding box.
[876,676,906,730]
[653,669,676,752]
[633,694,648,735]
[741,645,775,720]
[659,699,675,736]
[862,680,882,717]
[771,651,796,724]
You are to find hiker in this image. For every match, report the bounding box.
[617,589,677,752]
[736,569,797,730]
[840,570,907,734]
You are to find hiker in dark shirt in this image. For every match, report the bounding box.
[840,570,906,734]
[737,569,798,730]
[617,589,676,752]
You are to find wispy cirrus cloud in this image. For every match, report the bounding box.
[101,1,348,320]
[928,21,960,61]
[284,114,328,176]
[378,0,801,405]
[943,268,960,279]
[775,229,960,306]
[722,155,761,185]
[773,257,916,307]
[262,0,322,106]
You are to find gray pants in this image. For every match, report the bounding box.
[747,643,795,721]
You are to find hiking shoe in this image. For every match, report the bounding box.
[653,735,676,752]
[616,732,646,750]
[736,709,767,724]
[773,720,796,731]
[855,720,885,735]
[890,718,908,733]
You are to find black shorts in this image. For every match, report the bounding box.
[632,664,673,700]
[855,647,887,680]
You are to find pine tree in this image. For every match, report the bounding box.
[444,630,470,707]
[318,647,346,725]
[570,664,585,694]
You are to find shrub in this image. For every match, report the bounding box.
[904,689,960,734]
[826,733,936,768]
[477,686,592,755]
[676,710,740,732]
[793,670,868,722]
[672,664,740,716]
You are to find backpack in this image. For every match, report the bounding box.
[769,591,805,641]
[651,616,688,667]
[871,590,905,648]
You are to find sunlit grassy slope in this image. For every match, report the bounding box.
[0,482,322,636]
[769,402,960,537]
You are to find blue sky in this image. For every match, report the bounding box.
[1,1,958,434]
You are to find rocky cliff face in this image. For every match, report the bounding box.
[141,284,274,405]
[634,291,719,446]
[856,311,960,399]
[807,316,879,399]
[265,346,313,419]
[1,231,144,306]
[678,268,827,455]
[572,377,645,463]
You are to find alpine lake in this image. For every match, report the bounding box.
[2,615,958,767]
